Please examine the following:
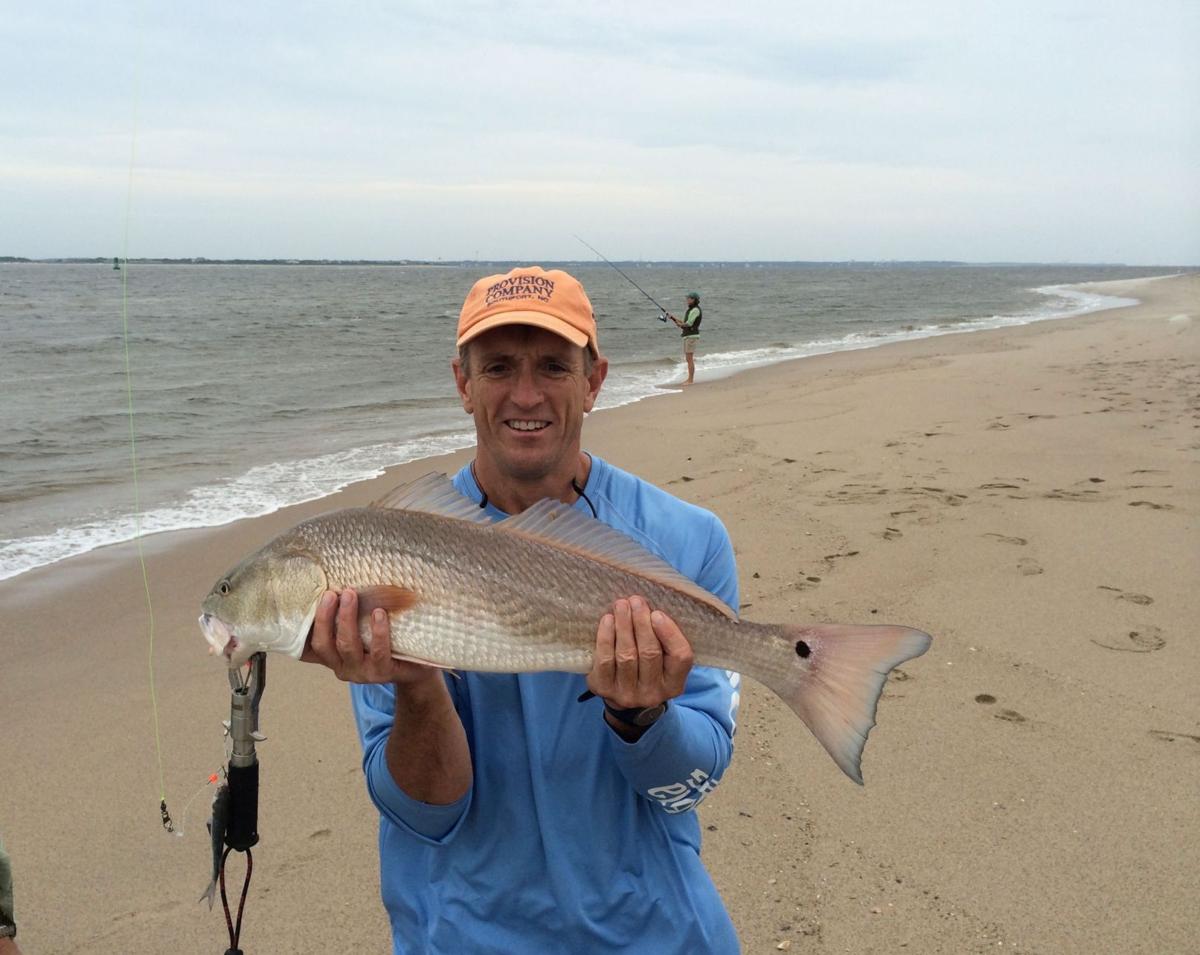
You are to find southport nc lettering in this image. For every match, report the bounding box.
[485,274,556,307]
[647,768,723,814]
[646,670,740,814]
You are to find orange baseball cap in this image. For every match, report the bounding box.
[456,266,599,355]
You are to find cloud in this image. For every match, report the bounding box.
[1,1,1196,262]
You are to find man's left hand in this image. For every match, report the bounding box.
[586,596,694,710]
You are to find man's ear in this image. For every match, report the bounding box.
[452,357,474,414]
[583,354,608,414]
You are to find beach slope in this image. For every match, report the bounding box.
[0,274,1195,953]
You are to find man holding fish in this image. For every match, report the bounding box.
[305,267,745,952]
[201,266,929,953]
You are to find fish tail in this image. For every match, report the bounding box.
[199,879,216,910]
[765,623,931,785]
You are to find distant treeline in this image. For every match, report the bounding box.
[5,257,1139,268]
[4,257,1001,268]
[3,257,440,266]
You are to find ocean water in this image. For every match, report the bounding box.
[0,261,1164,581]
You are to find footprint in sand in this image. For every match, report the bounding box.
[1129,500,1174,510]
[881,668,912,699]
[1018,558,1043,576]
[882,527,903,540]
[983,533,1027,545]
[1089,626,1167,653]
[1045,488,1103,502]
[1148,729,1200,745]
[973,694,1026,722]
[1098,586,1154,606]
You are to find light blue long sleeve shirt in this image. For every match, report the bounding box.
[351,456,742,954]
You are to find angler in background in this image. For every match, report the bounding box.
[667,291,703,385]
[0,836,22,955]
[304,266,744,953]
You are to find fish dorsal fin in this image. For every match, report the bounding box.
[370,472,493,524]
[497,499,736,620]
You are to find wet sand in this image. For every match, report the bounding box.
[0,274,1196,953]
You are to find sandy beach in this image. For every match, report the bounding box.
[1,273,1196,954]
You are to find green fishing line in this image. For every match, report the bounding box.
[116,38,174,833]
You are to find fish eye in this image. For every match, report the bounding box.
[218,580,231,596]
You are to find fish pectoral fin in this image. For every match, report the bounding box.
[391,653,458,673]
[356,585,420,617]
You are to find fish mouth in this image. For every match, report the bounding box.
[199,613,238,661]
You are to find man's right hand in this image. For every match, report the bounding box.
[302,589,437,686]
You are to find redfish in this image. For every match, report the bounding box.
[200,473,931,783]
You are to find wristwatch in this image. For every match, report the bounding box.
[604,700,668,727]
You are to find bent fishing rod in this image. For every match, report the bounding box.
[573,235,669,322]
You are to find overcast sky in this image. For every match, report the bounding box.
[3,1,1197,263]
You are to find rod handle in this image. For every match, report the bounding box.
[225,761,259,852]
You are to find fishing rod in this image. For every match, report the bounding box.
[573,235,669,322]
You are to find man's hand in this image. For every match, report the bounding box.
[302,589,436,686]
[586,596,695,710]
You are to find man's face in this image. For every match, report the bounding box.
[452,325,608,485]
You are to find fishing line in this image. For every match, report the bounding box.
[115,6,175,834]
[173,770,225,841]
[116,14,264,952]
[573,235,671,321]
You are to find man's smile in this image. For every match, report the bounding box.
[506,419,550,432]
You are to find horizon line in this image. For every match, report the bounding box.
[4,256,1191,269]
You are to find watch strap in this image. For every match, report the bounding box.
[604,700,668,727]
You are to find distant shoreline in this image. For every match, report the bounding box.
[2,256,1178,268]
[1,256,446,266]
